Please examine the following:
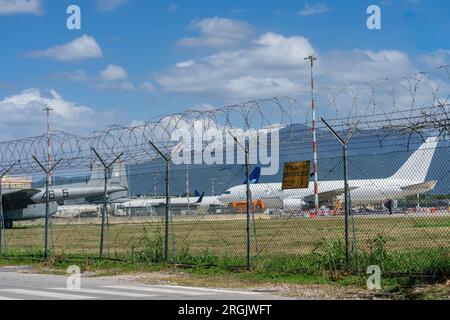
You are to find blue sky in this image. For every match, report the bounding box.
[0,0,449,139]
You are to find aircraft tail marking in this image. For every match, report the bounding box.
[390,137,438,182]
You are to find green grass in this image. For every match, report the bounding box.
[414,220,450,228]
[1,251,448,300]
[0,215,448,276]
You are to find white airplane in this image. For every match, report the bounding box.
[218,137,439,211]
[119,194,206,210]
[118,189,226,211]
[118,167,263,211]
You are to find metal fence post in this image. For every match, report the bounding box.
[148,141,183,263]
[92,149,123,258]
[245,152,251,270]
[0,162,19,256]
[165,159,170,262]
[229,131,259,271]
[320,118,358,270]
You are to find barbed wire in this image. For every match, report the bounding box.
[0,97,295,174]
[0,67,449,175]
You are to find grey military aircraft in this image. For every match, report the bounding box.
[1,163,128,229]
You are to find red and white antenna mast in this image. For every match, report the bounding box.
[305,55,319,215]
[43,106,53,186]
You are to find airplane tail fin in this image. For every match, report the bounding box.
[87,164,104,187]
[109,161,128,188]
[194,190,201,197]
[109,162,129,200]
[390,137,438,182]
[243,167,261,185]
[196,192,205,204]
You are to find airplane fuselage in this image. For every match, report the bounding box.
[219,179,437,209]
[1,186,126,227]
[30,186,126,204]
[119,195,221,209]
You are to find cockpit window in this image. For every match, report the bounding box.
[224,191,231,194]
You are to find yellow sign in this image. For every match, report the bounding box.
[282,161,311,189]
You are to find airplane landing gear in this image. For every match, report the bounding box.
[387,200,393,215]
[4,221,13,229]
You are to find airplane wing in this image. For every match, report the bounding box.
[2,189,41,211]
[301,187,358,206]
[400,181,437,193]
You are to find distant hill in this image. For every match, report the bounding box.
[128,125,450,196]
[34,124,449,197]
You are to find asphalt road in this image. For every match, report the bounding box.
[0,267,287,300]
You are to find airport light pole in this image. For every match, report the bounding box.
[210,178,216,196]
[0,161,19,256]
[320,118,358,270]
[92,149,123,258]
[153,174,158,197]
[148,141,183,263]
[32,156,62,259]
[228,131,260,271]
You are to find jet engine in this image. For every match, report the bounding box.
[283,199,306,211]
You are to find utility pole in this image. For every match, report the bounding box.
[320,118,358,270]
[210,178,216,196]
[305,55,319,216]
[153,174,158,197]
[0,161,19,256]
[32,156,62,259]
[92,149,123,258]
[148,141,183,262]
[43,106,53,187]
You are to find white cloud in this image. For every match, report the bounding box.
[0,88,102,138]
[321,49,414,83]
[100,64,128,81]
[298,3,331,16]
[25,35,102,61]
[96,0,127,11]
[417,50,450,68]
[158,32,315,98]
[175,60,195,68]
[52,65,139,93]
[0,0,42,15]
[157,29,416,101]
[177,17,254,48]
[96,64,135,91]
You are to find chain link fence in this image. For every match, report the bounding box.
[1,69,449,276]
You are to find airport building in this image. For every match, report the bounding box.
[1,176,32,190]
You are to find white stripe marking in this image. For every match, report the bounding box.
[0,289,94,300]
[104,285,212,296]
[51,288,153,298]
[162,285,262,295]
[108,285,260,295]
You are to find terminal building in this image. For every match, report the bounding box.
[1,176,32,190]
